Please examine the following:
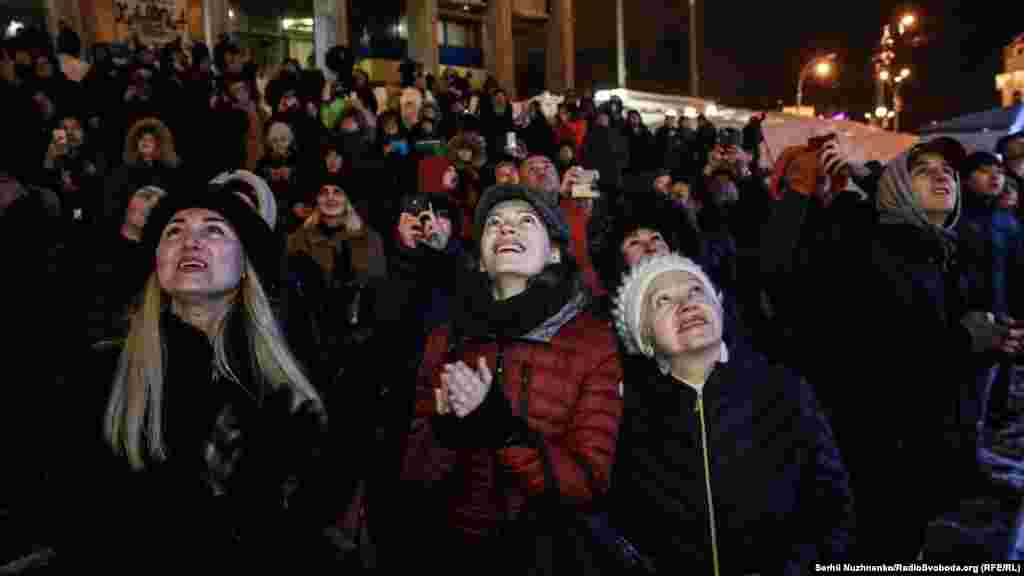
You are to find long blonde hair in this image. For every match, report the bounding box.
[104,259,319,469]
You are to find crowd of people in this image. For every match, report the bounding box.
[4,21,1024,573]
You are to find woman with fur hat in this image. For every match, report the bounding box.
[60,182,345,571]
[399,184,623,572]
[610,252,853,574]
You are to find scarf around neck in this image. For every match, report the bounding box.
[453,265,579,341]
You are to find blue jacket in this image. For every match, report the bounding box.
[611,339,854,575]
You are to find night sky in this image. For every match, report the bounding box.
[576,0,1022,132]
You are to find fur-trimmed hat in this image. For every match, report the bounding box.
[613,252,722,358]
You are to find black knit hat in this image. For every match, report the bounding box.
[142,183,279,288]
[592,192,698,292]
[473,184,570,246]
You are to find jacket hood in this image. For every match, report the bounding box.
[124,117,179,167]
[447,133,488,169]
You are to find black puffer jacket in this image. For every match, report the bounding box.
[611,338,854,575]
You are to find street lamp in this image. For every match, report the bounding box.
[874,11,919,127]
[796,52,837,110]
[899,13,916,35]
[892,67,912,131]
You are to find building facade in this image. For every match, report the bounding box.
[997,33,1024,107]
[38,0,575,97]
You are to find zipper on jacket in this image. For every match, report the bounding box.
[495,344,505,383]
[695,391,721,576]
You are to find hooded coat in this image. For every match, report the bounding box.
[764,148,993,559]
[102,118,180,226]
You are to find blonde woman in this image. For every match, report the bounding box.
[68,184,341,571]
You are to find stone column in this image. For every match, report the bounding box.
[545,0,574,93]
[487,0,514,96]
[336,0,349,48]
[407,0,439,76]
[203,0,228,47]
[314,0,337,77]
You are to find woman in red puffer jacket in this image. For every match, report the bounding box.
[395,184,623,572]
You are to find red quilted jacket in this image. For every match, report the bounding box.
[403,299,623,542]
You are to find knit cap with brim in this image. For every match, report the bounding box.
[473,184,570,246]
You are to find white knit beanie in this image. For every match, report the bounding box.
[613,252,722,358]
[210,170,277,231]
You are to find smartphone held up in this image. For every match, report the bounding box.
[571,169,600,199]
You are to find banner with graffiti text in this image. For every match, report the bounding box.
[113,0,188,46]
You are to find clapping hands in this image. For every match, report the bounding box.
[439,357,494,418]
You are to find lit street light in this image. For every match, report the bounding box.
[875,106,889,118]
[898,13,916,36]
[796,53,838,110]
[875,11,919,128]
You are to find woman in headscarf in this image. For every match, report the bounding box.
[398,184,623,572]
[767,137,1023,559]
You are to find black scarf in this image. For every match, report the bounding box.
[452,265,577,341]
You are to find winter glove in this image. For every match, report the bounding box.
[961,311,1010,354]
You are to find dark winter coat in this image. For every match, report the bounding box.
[611,339,854,575]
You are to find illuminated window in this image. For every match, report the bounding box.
[437,19,476,48]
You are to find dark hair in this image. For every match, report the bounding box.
[191,42,210,66]
[220,177,258,209]
[326,46,353,85]
[56,25,81,56]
